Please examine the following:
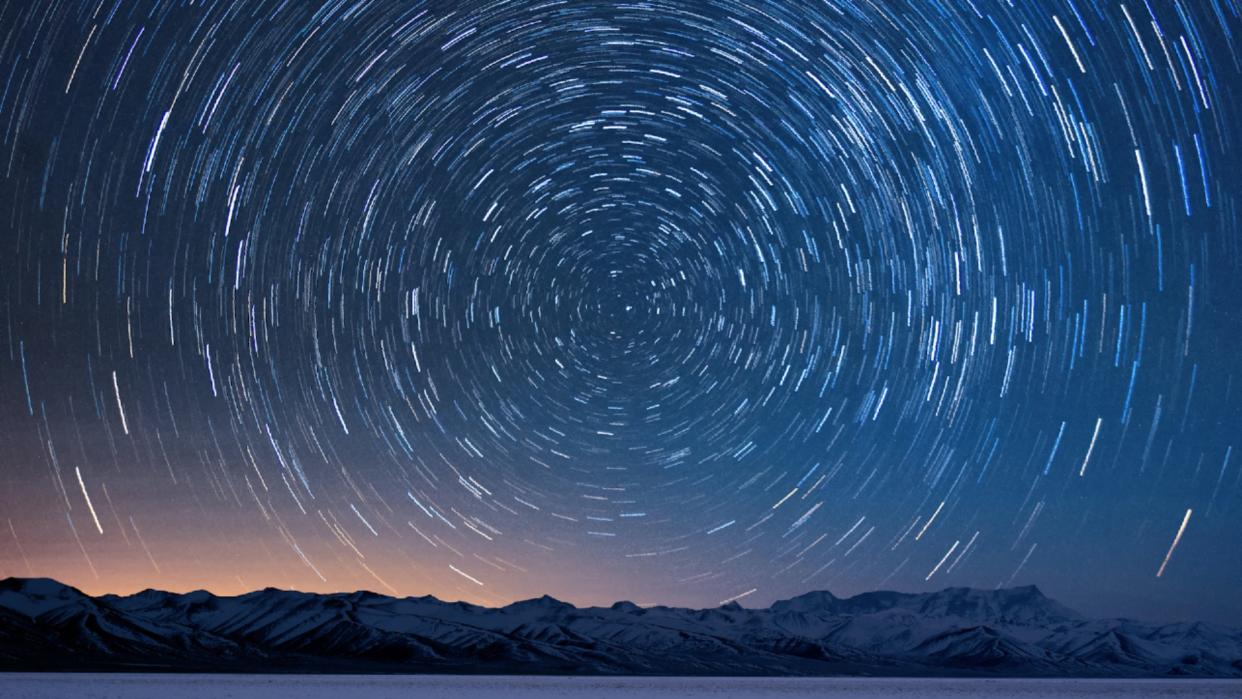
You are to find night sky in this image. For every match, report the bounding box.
[1,0,1240,624]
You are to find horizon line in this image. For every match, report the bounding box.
[4,574,1053,611]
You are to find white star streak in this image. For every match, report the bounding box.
[1156,508,1192,578]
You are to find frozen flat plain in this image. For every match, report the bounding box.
[3,674,1242,698]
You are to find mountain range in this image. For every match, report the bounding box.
[1,576,1239,676]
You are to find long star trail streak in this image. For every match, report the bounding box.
[0,0,1239,621]
[1155,508,1193,579]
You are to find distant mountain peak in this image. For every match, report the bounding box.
[0,577,78,595]
[770,589,841,613]
[508,594,572,610]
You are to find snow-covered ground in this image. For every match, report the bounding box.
[2,674,1241,698]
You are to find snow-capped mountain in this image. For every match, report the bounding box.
[1,577,1239,676]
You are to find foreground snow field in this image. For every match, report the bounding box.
[2,674,1242,698]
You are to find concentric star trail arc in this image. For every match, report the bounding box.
[0,0,1239,622]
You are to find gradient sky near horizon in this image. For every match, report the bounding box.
[1,0,1240,623]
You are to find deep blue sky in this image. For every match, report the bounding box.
[0,0,1239,623]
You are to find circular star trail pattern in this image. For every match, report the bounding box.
[0,0,1240,618]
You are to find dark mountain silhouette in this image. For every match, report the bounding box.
[1,577,1239,676]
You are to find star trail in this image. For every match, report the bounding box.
[0,0,1240,623]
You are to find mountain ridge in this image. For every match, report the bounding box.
[1,576,1239,677]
